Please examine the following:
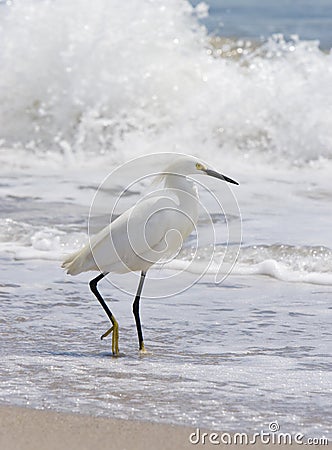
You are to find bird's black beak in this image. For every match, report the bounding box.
[205,169,239,185]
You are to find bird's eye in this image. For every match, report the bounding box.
[196,163,204,171]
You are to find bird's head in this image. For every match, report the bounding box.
[164,156,239,186]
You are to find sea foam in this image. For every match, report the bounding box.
[0,0,331,167]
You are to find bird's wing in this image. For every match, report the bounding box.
[63,193,193,274]
[89,194,181,272]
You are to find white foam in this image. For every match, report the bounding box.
[165,258,332,286]
[0,1,331,168]
[0,218,87,260]
[4,217,331,286]
[233,260,332,286]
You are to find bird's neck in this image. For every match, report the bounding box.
[164,174,199,213]
[164,173,197,193]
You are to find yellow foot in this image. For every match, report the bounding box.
[139,342,152,356]
[100,318,119,356]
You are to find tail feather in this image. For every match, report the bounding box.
[62,224,113,275]
[61,245,94,275]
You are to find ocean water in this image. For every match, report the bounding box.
[1,0,332,440]
[189,0,332,50]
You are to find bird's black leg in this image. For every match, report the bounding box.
[89,272,119,355]
[133,271,147,352]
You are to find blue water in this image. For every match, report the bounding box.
[190,0,332,49]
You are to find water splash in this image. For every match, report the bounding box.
[0,1,331,165]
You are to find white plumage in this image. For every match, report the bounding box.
[62,156,238,354]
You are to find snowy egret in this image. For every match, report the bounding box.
[62,156,239,355]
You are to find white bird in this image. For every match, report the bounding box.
[62,156,239,355]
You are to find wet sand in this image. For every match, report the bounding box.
[1,405,328,450]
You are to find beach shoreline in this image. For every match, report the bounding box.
[0,405,329,450]
[0,405,194,450]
